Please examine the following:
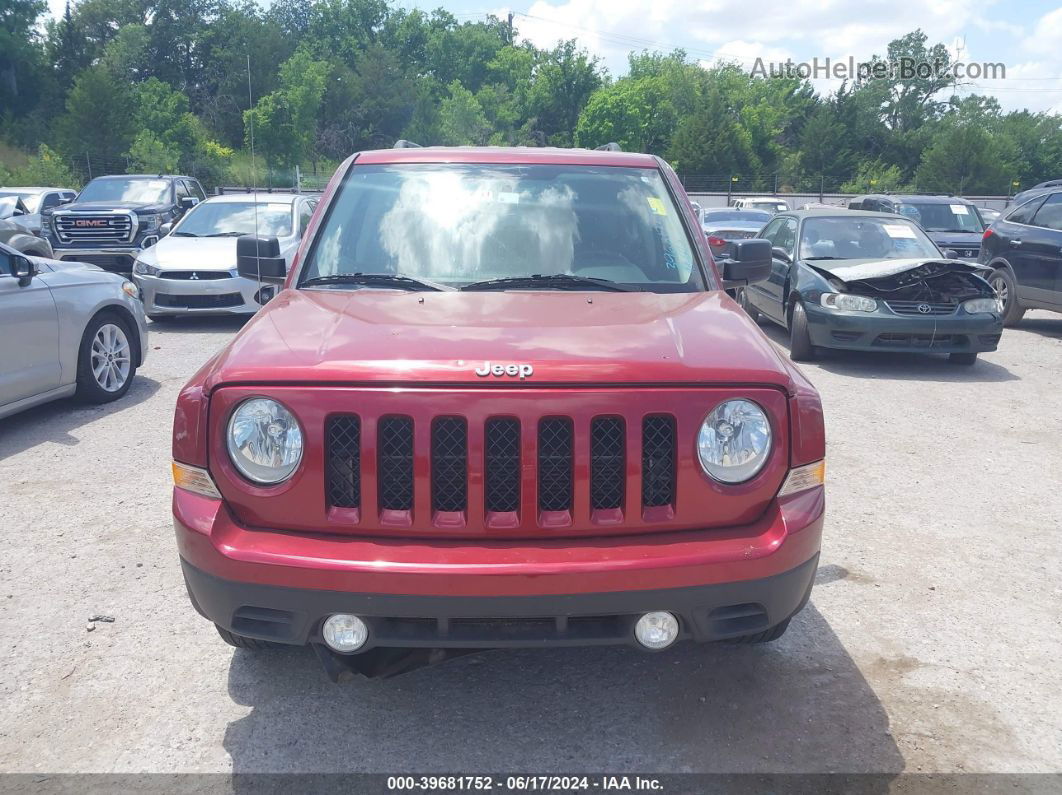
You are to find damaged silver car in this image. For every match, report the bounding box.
[737,210,1003,364]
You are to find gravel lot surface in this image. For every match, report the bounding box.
[1,311,1060,776]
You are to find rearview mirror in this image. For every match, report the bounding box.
[236,235,286,282]
[771,247,792,264]
[721,239,772,287]
[11,254,35,285]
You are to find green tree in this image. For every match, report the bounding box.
[666,84,761,176]
[244,47,328,170]
[438,81,490,145]
[529,40,604,146]
[8,144,81,188]
[55,64,137,163]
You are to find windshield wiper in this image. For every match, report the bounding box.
[171,231,199,237]
[460,273,632,292]
[204,231,247,237]
[301,273,445,291]
[804,256,841,260]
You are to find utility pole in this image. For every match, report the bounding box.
[507,12,514,45]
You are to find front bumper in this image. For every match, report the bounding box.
[52,246,144,273]
[174,486,824,650]
[805,304,1003,354]
[133,272,272,316]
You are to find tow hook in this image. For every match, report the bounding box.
[312,644,485,681]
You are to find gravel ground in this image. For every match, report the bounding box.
[0,311,1060,776]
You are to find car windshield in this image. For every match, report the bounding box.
[171,201,293,237]
[896,202,984,233]
[799,217,941,260]
[300,164,703,291]
[0,190,40,212]
[703,209,770,224]
[77,178,171,204]
[747,202,786,212]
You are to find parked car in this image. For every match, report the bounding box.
[847,194,985,261]
[1012,179,1062,207]
[171,145,826,679]
[980,191,1062,326]
[700,208,772,257]
[979,207,1001,225]
[739,209,1002,364]
[0,241,148,420]
[132,192,318,319]
[733,196,789,213]
[41,174,206,274]
[0,186,76,235]
[0,198,54,258]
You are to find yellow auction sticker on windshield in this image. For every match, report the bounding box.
[647,197,668,216]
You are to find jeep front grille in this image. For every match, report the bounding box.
[54,212,135,244]
[325,412,678,525]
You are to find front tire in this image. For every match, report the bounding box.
[75,313,137,403]
[989,268,1025,328]
[736,287,762,323]
[788,301,816,362]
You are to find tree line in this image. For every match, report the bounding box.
[2,0,1061,195]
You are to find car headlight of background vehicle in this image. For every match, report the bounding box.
[697,399,772,484]
[820,293,878,312]
[140,213,162,231]
[133,259,160,276]
[963,297,1001,314]
[227,398,304,484]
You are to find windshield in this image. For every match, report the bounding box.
[301,164,703,291]
[897,202,984,233]
[0,190,39,212]
[746,202,786,213]
[77,178,171,205]
[799,217,941,260]
[703,209,770,224]
[172,201,293,237]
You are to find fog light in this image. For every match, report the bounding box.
[321,614,368,653]
[634,611,679,650]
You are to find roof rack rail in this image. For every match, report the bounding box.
[393,139,422,149]
[594,142,622,152]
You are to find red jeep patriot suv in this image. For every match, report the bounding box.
[172,146,825,677]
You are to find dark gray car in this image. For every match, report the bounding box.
[847,194,986,261]
[0,197,54,258]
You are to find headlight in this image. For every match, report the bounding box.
[820,293,877,312]
[227,398,304,484]
[140,213,161,231]
[133,259,160,276]
[697,399,772,484]
[962,297,1000,314]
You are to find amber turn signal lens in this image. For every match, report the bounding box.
[777,459,825,497]
[172,461,222,499]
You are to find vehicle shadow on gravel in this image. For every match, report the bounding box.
[756,324,1018,383]
[1015,316,1062,340]
[148,316,252,335]
[0,375,161,460]
[222,604,903,780]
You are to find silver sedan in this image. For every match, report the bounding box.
[0,242,148,420]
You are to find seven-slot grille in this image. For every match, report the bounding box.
[324,413,678,522]
[884,300,958,316]
[53,212,134,243]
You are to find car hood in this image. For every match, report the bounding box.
[802,257,986,284]
[140,236,237,270]
[54,201,171,214]
[203,289,800,391]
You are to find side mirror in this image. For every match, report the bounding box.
[721,239,772,287]
[12,254,36,285]
[159,222,172,237]
[771,247,792,264]
[178,196,199,210]
[944,249,960,260]
[236,235,286,282]
[58,197,73,205]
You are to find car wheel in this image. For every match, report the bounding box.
[736,287,762,323]
[788,301,816,362]
[989,268,1025,327]
[949,352,978,365]
[215,625,280,650]
[729,617,791,644]
[75,313,137,403]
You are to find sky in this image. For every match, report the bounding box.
[45,0,1062,113]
